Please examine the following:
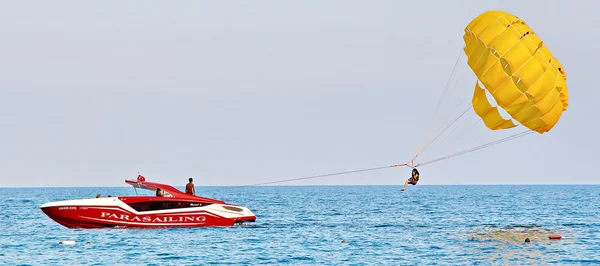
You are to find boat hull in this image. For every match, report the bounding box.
[40,198,256,229]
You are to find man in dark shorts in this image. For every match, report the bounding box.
[185,177,196,195]
[401,168,419,191]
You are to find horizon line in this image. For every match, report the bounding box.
[1,183,599,189]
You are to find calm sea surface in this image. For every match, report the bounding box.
[1,185,599,265]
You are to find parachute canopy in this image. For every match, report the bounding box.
[463,10,568,134]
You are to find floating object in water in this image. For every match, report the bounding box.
[341,240,346,244]
[59,241,75,245]
[524,238,530,242]
[466,226,566,245]
[549,235,562,240]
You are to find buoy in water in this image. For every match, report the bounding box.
[59,241,76,245]
[549,235,562,240]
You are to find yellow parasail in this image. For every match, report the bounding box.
[463,10,568,134]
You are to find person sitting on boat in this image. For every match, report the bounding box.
[401,168,420,191]
[156,188,164,197]
[186,177,196,195]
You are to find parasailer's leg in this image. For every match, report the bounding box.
[401,179,410,191]
[401,177,418,191]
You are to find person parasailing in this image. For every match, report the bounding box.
[401,168,419,191]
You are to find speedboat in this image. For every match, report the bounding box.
[40,176,256,228]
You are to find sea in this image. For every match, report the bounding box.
[1,185,599,265]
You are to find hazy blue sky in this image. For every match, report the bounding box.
[0,1,597,187]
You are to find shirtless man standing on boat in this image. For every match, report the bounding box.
[186,178,196,195]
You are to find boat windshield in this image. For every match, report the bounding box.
[125,179,226,204]
[130,184,174,198]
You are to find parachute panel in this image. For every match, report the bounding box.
[467,10,510,35]
[471,81,517,130]
[537,88,560,115]
[515,56,547,87]
[488,27,520,56]
[510,101,539,123]
[503,41,533,71]
[481,59,509,93]
[526,67,557,102]
[541,100,565,131]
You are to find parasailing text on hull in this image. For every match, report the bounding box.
[100,212,206,223]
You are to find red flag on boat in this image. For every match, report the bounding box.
[137,172,146,182]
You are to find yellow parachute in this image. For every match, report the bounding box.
[463,10,568,134]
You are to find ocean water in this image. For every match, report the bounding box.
[1,185,599,265]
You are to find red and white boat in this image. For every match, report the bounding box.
[40,176,256,228]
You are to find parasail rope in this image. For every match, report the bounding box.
[194,47,553,190]
[412,105,472,161]
[202,164,410,192]
[200,130,533,193]
[417,49,465,154]
[200,129,532,192]
[415,130,534,167]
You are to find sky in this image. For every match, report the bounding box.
[0,1,598,187]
